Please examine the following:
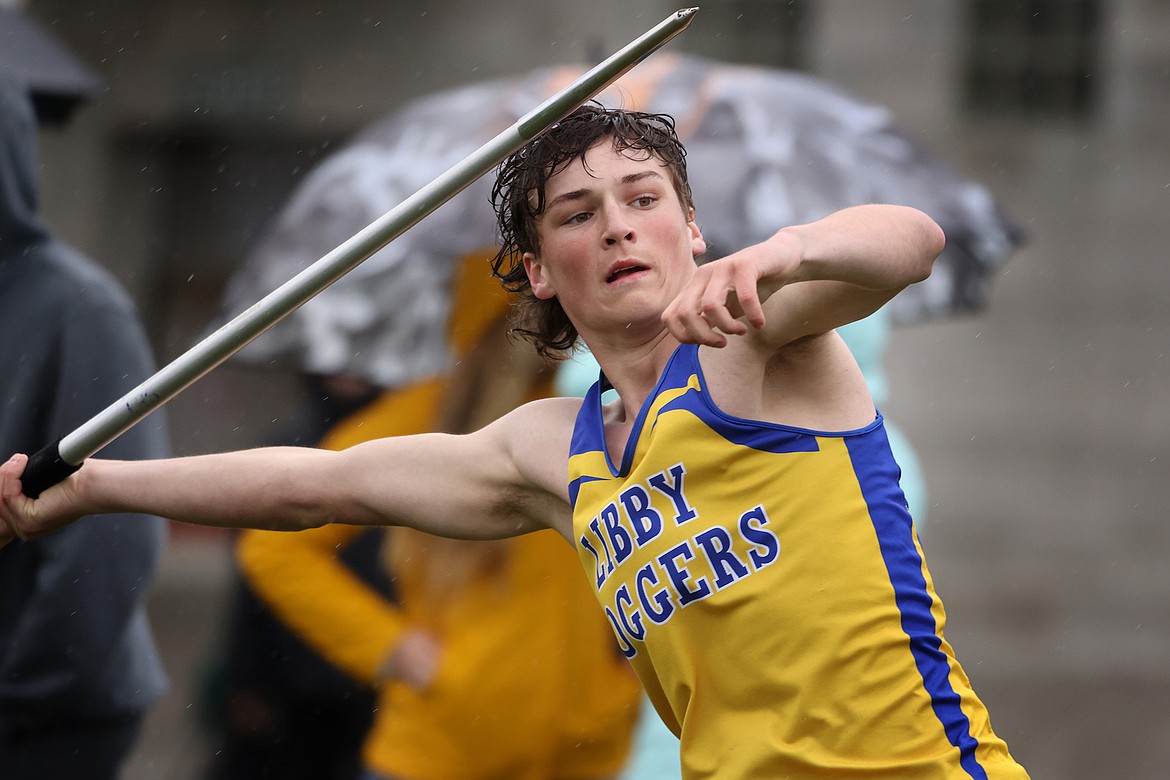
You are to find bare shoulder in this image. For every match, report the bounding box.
[702,330,874,430]
[499,396,583,435]
[765,329,842,368]
[482,396,581,533]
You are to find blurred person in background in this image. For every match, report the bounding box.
[235,254,642,780]
[202,374,387,780]
[0,75,170,780]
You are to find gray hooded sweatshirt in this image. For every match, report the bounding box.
[0,76,168,732]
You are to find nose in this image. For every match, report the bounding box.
[600,200,634,246]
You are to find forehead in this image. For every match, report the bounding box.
[543,141,670,195]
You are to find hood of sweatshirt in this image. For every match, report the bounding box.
[0,76,50,277]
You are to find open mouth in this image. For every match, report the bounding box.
[606,263,648,283]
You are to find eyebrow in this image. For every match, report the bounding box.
[544,170,667,213]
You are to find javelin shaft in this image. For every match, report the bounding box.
[20,8,699,497]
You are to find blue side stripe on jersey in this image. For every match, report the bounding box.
[845,430,989,780]
[613,346,696,474]
[569,346,700,478]
[568,474,607,508]
[570,379,609,460]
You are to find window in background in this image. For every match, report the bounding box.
[964,0,1102,119]
[680,0,811,70]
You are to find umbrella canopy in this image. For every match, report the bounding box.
[0,8,104,125]
[220,53,1022,388]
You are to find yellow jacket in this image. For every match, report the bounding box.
[237,256,641,779]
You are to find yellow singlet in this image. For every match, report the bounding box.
[568,343,1029,780]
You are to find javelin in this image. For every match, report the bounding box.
[20,8,700,497]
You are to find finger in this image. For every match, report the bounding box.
[665,285,715,340]
[417,657,439,688]
[404,659,429,690]
[1,455,37,542]
[1,456,26,500]
[694,265,750,337]
[732,291,766,331]
[731,265,767,329]
[0,504,20,547]
[410,642,442,689]
[1,452,28,478]
[663,308,726,347]
[699,291,748,336]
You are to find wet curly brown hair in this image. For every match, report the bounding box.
[490,103,693,359]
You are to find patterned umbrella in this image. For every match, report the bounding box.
[219,53,1022,388]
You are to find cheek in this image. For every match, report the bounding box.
[648,220,696,256]
[547,236,593,280]
[528,244,588,300]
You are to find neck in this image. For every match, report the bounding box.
[584,328,680,423]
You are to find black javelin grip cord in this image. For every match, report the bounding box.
[23,438,81,498]
[18,8,700,499]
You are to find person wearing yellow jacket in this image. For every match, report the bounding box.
[236,255,642,780]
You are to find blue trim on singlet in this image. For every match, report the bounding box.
[569,346,696,480]
[569,343,888,503]
[569,378,608,462]
[846,431,989,780]
[663,345,828,453]
[674,343,888,456]
[568,474,605,508]
[568,373,608,510]
[611,346,695,475]
[659,389,822,453]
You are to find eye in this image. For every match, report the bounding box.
[632,194,657,208]
[563,211,591,226]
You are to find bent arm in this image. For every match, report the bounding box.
[1,399,577,545]
[665,204,944,349]
[775,204,943,294]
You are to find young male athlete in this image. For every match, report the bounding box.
[1,105,1029,778]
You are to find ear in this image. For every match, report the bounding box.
[522,252,557,300]
[687,208,706,257]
